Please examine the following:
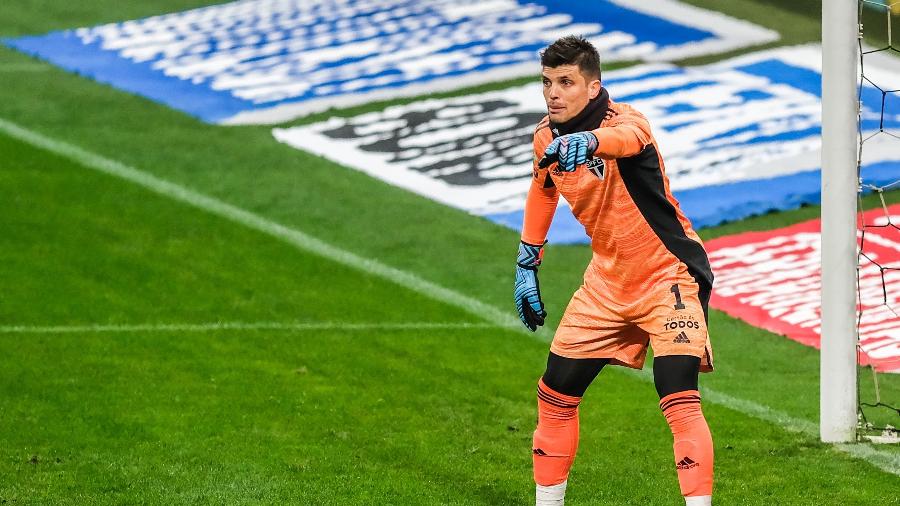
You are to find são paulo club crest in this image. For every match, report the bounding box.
[586,157,606,181]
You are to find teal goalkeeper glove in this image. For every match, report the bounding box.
[538,131,598,172]
[515,241,547,332]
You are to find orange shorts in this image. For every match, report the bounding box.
[550,262,714,372]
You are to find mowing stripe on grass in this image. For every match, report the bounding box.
[0,117,521,331]
[2,117,897,477]
[618,367,900,476]
[0,63,50,72]
[0,321,500,334]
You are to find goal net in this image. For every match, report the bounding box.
[855,0,900,443]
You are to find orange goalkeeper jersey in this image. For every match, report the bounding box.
[522,96,713,306]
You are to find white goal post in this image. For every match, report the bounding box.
[820,0,859,443]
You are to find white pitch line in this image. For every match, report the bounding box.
[618,367,900,476]
[0,321,499,334]
[0,117,521,331]
[1,116,897,476]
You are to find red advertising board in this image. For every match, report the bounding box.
[706,204,900,373]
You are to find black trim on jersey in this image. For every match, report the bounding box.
[543,172,556,188]
[698,279,711,324]
[618,143,714,322]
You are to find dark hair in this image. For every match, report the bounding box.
[540,35,601,81]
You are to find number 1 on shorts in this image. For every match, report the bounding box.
[670,283,686,310]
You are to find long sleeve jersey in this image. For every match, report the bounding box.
[523,97,713,303]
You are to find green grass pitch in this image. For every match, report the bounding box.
[1,1,899,504]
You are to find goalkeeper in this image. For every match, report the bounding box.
[515,36,715,506]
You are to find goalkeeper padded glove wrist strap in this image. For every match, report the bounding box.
[517,241,544,270]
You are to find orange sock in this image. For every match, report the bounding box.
[660,390,714,498]
[533,378,581,486]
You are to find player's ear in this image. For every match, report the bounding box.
[588,79,601,99]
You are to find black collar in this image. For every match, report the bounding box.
[549,87,610,138]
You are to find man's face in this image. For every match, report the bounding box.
[542,64,601,124]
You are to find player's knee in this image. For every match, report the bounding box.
[541,352,607,397]
[659,389,707,430]
[533,379,581,487]
[653,355,700,399]
[536,378,581,420]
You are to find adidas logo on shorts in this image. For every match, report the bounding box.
[673,331,691,344]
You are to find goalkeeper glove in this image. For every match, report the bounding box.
[515,241,547,332]
[538,131,598,172]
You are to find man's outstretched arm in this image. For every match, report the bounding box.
[590,108,652,159]
[522,172,559,246]
[515,169,559,331]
